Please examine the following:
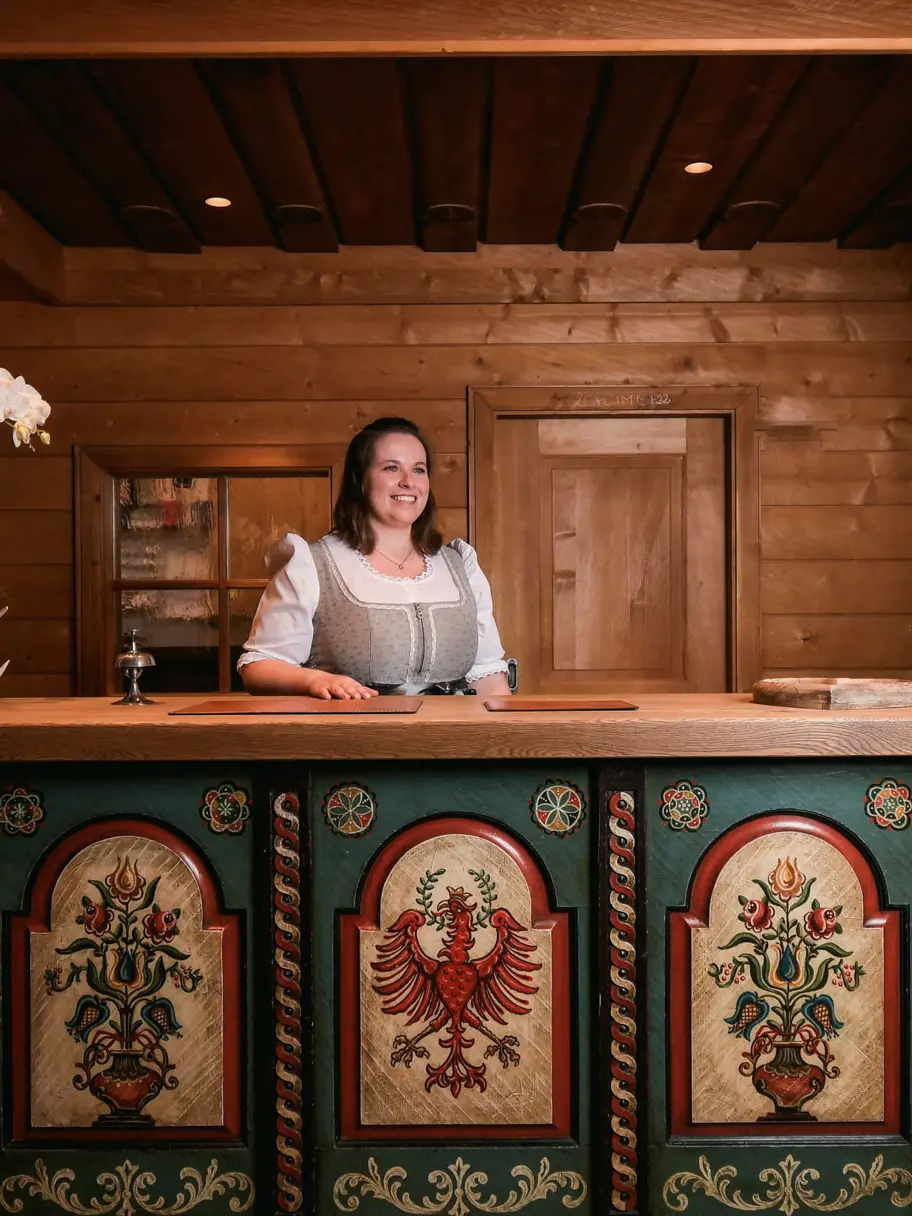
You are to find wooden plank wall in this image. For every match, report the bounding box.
[0,241,910,696]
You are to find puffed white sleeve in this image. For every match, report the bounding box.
[236,534,319,671]
[448,539,509,684]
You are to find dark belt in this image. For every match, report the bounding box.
[372,678,477,696]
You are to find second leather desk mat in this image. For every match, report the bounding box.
[485,697,638,711]
[170,696,423,715]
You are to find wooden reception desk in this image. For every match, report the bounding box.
[1,694,911,1216]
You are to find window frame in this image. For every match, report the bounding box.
[75,444,346,696]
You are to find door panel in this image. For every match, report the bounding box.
[311,763,593,1213]
[483,414,729,693]
[547,460,682,676]
[0,762,261,1214]
[644,761,912,1215]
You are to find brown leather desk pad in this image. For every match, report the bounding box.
[170,696,423,715]
[485,697,638,711]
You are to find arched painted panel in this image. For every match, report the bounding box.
[10,817,243,1143]
[339,815,572,1141]
[668,813,901,1137]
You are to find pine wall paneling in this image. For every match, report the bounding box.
[0,242,910,695]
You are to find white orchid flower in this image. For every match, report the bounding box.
[6,378,50,423]
[2,371,52,449]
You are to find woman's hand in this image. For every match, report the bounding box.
[302,672,378,700]
[240,660,377,698]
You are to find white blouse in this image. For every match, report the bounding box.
[237,533,509,684]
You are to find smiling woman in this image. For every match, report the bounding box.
[238,417,511,699]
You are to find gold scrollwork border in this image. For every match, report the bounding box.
[663,1153,912,1215]
[333,1156,587,1215]
[0,1158,254,1216]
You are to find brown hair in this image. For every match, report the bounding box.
[332,417,443,555]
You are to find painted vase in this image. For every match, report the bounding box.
[752,1037,826,1121]
[89,1050,161,1125]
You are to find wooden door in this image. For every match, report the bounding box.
[478,415,729,693]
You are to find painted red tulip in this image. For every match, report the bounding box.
[143,908,181,944]
[804,905,839,940]
[743,899,775,932]
[80,901,113,936]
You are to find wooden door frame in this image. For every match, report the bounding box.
[75,443,346,695]
[469,385,761,692]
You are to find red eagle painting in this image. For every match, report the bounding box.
[371,867,542,1097]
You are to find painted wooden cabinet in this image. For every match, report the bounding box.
[3,754,912,1215]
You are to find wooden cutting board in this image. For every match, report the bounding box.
[170,696,423,715]
[752,678,912,709]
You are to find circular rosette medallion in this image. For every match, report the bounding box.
[199,782,251,834]
[659,780,709,831]
[530,780,587,836]
[322,783,377,837]
[0,786,44,835]
[864,778,912,830]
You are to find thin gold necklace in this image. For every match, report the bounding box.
[373,544,415,570]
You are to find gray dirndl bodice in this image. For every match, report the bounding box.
[305,540,479,688]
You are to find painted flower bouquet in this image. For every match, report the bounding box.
[44,855,202,1126]
[1,367,50,449]
[708,855,863,1122]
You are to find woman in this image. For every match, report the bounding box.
[238,417,511,699]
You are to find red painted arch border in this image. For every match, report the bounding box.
[10,817,243,1143]
[339,815,572,1141]
[669,813,901,1138]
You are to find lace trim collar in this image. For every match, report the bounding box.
[354,547,433,584]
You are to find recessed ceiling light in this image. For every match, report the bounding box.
[205,196,232,208]
[684,161,713,175]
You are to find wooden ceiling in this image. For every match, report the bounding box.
[0,55,910,254]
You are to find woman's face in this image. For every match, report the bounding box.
[363,432,430,530]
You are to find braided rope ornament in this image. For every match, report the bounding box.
[273,792,303,1212]
[609,791,638,1212]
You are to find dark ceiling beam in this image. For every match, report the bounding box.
[562,57,692,252]
[0,188,65,302]
[198,60,338,253]
[486,58,603,245]
[287,60,414,245]
[701,55,893,250]
[405,59,489,254]
[2,0,912,55]
[839,161,912,248]
[0,61,199,254]
[624,55,807,245]
[0,74,130,246]
[769,59,912,242]
[89,60,275,246]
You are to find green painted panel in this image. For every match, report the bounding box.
[311,760,594,1215]
[645,758,912,1216]
[0,762,259,1216]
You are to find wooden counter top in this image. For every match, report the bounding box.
[2,693,912,761]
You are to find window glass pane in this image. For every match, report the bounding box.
[229,587,268,691]
[118,477,217,581]
[227,474,331,579]
[119,589,218,692]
